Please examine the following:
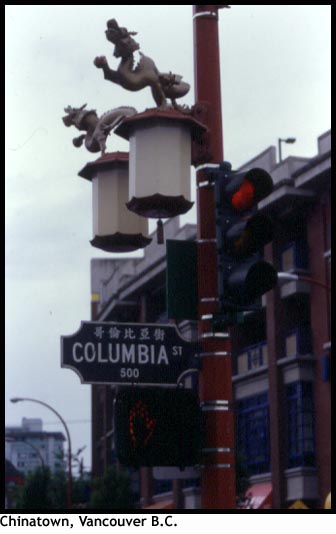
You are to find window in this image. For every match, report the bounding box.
[236,393,270,475]
[281,240,309,272]
[284,325,312,357]
[285,332,297,357]
[281,245,295,272]
[286,382,315,468]
[236,341,268,374]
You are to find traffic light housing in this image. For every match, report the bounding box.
[206,161,277,316]
[114,388,201,468]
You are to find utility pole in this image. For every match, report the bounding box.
[193,5,236,509]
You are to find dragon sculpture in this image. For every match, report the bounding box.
[62,103,137,154]
[94,19,190,109]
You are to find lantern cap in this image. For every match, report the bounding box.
[78,151,129,181]
[127,193,194,219]
[91,233,151,253]
[115,107,207,141]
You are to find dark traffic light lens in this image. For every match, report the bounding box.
[244,260,278,302]
[226,213,273,257]
[227,259,277,305]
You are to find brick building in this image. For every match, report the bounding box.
[90,130,330,509]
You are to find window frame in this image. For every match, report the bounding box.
[280,239,309,272]
[236,341,268,374]
[235,392,270,476]
[285,381,315,468]
[284,326,312,357]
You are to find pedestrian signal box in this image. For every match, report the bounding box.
[114,388,201,468]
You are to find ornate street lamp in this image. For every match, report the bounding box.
[78,151,151,252]
[115,109,206,220]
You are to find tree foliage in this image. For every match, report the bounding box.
[14,464,135,510]
[15,467,52,509]
[89,466,135,510]
[14,467,88,510]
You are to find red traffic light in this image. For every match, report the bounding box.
[213,162,277,312]
[227,168,273,212]
[231,179,255,211]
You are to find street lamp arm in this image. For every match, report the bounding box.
[278,137,296,163]
[277,272,331,292]
[10,396,72,508]
[11,397,72,450]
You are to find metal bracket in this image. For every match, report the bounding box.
[199,351,231,358]
[202,447,233,454]
[201,332,229,339]
[193,11,218,20]
[176,368,199,387]
[200,463,232,469]
[200,400,231,412]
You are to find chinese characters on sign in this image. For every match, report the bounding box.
[93,325,166,342]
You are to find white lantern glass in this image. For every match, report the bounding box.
[79,152,151,252]
[115,110,206,219]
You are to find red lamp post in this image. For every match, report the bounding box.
[193,5,236,509]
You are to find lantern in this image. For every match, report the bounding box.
[78,152,151,252]
[115,108,207,219]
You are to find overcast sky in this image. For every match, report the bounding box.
[5,5,330,473]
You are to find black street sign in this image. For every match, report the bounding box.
[61,321,199,386]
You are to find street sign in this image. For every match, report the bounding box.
[61,321,199,386]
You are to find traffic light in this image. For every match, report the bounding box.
[206,161,277,316]
[114,388,201,468]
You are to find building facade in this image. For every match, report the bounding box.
[5,418,66,476]
[90,130,330,509]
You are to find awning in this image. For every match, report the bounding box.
[242,482,272,509]
[324,492,331,509]
[145,500,174,510]
[289,500,309,509]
